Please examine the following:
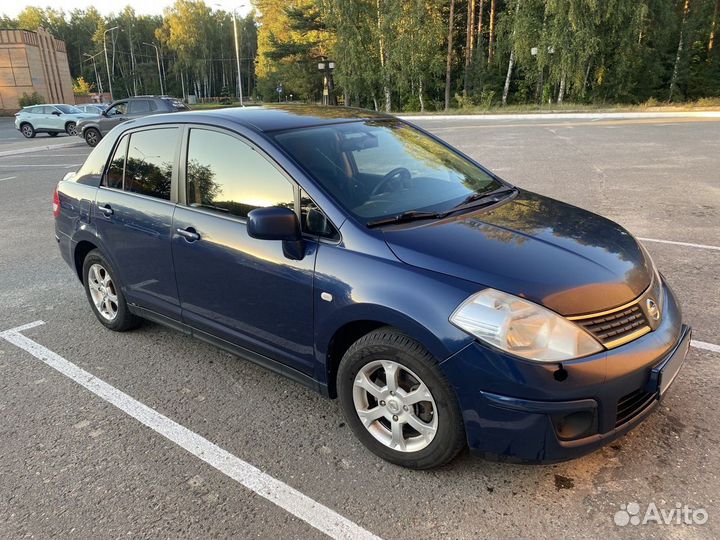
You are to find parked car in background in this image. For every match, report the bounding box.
[76,95,190,147]
[14,104,98,138]
[54,106,690,469]
[76,104,108,115]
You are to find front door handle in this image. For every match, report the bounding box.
[176,227,200,242]
[97,203,113,216]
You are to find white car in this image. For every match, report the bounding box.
[14,104,97,138]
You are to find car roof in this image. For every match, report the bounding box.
[126,105,393,133]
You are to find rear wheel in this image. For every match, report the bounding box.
[337,327,465,469]
[82,249,141,332]
[20,123,35,138]
[84,127,101,147]
[65,121,77,136]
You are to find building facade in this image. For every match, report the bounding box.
[0,27,74,111]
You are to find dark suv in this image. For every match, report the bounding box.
[76,96,188,147]
[54,106,690,469]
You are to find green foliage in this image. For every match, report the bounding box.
[4,0,719,110]
[18,92,44,107]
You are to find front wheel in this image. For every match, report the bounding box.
[82,249,141,332]
[65,122,77,136]
[84,127,101,147]
[337,328,466,469]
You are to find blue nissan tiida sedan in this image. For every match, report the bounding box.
[54,106,690,469]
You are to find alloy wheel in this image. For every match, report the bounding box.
[352,360,438,452]
[66,122,77,136]
[87,263,118,321]
[21,125,33,137]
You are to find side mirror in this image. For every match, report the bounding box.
[52,111,61,116]
[102,110,109,117]
[247,206,304,260]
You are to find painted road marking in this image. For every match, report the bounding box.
[0,176,17,182]
[0,321,382,540]
[692,340,720,354]
[423,117,720,131]
[638,237,720,252]
[0,163,82,168]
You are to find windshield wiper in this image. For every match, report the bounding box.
[366,210,448,228]
[455,186,517,209]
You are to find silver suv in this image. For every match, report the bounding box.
[76,96,189,147]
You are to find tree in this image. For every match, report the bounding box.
[444,0,456,110]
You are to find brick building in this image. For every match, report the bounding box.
[0,27,74,111]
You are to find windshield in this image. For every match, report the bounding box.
[56,105,82,114]
[272,120,501,222]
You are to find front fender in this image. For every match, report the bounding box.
[313,241,480,385]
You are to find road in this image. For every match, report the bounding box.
[0,114,718,539]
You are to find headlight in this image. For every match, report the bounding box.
[450,289,603,362]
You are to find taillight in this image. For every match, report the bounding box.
[53,187,61,218]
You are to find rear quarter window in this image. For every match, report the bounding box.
[73,133,118,186]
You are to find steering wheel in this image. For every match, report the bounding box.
[370,167,412,197]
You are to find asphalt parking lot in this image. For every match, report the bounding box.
[0,113,718,539]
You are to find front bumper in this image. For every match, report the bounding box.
[441,280,690,462]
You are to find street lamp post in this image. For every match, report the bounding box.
[143,42,164,96]
[317,59,336,106]
[103,26,119,101]
[232,11,243,106]
[83,52,104,98]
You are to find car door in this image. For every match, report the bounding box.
[93,125,182,319]
[100,101,128,133]
[46,106,64,131]
[34,106,55,130]
[171,126,318,375]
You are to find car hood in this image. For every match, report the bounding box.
[381,190,652,316]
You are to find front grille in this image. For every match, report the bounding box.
[575,303,650,346]
[616,389,656,427]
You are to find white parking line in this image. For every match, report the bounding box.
[0,321,382,540]
[638,237,720,252]
[0,163,82,168]
[0,176,17,182]
[691,340,720,353]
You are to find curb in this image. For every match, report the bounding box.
[399,111,720,121]
[0,140,85,158]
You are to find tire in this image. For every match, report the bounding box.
[20,123,35,138]
[49,132,59,137]
[84,127,101,147]
[65,122,77,136]
[337,327,465,469]
[82,249,141,332]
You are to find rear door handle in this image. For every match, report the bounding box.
[97,204,113,216]
[176,227,200,242]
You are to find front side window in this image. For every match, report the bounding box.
[272,120,501,222]
[186,128,295,219]
[107,102,127,116]
[123,128,179,200]
[56,105,82,114]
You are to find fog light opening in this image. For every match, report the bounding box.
[552,410,596,441]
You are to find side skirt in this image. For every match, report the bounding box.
[128,304,330,398]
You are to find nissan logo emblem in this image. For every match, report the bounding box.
[646,298,660,321]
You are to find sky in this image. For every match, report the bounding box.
[2,0,253,18]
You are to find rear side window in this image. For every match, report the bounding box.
[123,128,179,200]
[128,100,151,114]
[105,135,128,190]
[186,128,294,218]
